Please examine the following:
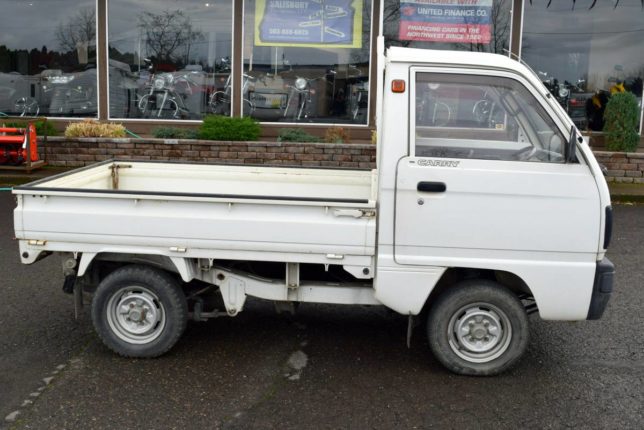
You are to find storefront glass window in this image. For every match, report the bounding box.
[242,0,372,124]
[108,1,232,120]
[522,0,644,132]
[0,0,97,117]
[383,0,512,54]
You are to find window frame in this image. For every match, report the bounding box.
[409,66,573,163]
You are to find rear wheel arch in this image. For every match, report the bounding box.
[77,252,198,286]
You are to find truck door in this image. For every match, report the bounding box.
[394,69,600,266]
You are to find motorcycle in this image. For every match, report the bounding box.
[208,73,256,116]
[538,72,572,110]
[137,60,199,119]
[283,74,327,121]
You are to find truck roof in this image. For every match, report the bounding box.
[386,47,528,76]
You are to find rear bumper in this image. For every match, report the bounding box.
[587,257,615,320]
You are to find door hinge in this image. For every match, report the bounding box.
[169,246,187,253]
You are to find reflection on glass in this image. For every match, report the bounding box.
[522,0,644,132]
[414,73,566,163]
[0,1,97,117]
[383,0,512,54]
[243,0,372,124]
[108,1,232,119]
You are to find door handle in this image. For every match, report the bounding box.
[417,181,446,193]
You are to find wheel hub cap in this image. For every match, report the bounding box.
[447,303,512,363]
[106,286,166,344]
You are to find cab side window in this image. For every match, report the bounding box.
[414,73,566,163]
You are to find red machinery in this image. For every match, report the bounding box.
[0,123,38,165]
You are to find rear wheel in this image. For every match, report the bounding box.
[91,265,188,358]
[427,280,529,376]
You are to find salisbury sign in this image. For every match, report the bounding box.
[399,0,492,44]
[255,0,363,48]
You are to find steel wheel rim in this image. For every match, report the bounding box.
[106,286,166,345]
[447,302,512,363]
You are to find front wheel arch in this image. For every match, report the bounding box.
[421,268,536,317]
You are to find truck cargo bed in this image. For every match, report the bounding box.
[13,160,377,266]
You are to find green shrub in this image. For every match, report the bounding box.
[152,127,198,139]
[2,119,57,136]
[64,120,126,138]
[183,128,200,140]
[277,128,320,142]
[603,92,640,152]
[198,116,260,141]
[153,127,182,138]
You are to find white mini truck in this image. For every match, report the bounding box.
[13,48,614,375]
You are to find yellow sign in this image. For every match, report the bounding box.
[255,0,363,48]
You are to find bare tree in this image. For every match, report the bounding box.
[137,9,205,64]
[55,8,96,52]
[490,0,510,54]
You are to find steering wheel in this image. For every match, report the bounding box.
[513,145,538,161]
[513,145,565,162]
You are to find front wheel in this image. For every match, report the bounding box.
[427,280,529,376]
[91,265,188,358]
[14,97,39,117]
[209,91,230,115]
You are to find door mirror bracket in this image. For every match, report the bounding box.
[565,125,578,163]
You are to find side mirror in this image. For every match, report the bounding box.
[565,125,578,163]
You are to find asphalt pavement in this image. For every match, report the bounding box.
[1,191,642,429]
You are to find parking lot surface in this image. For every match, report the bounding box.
[1,192,642,429]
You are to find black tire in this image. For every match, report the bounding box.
[208,91,230,115]
[427,280,529,376]
[91,265,188,358]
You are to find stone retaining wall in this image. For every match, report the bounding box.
[38,138,644,183]
[39,137,377,169]
[593,151,644,184]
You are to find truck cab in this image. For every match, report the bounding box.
[373,48,614,373]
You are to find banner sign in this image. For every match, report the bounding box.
[255,0,363,48]
[399,0,492,44]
